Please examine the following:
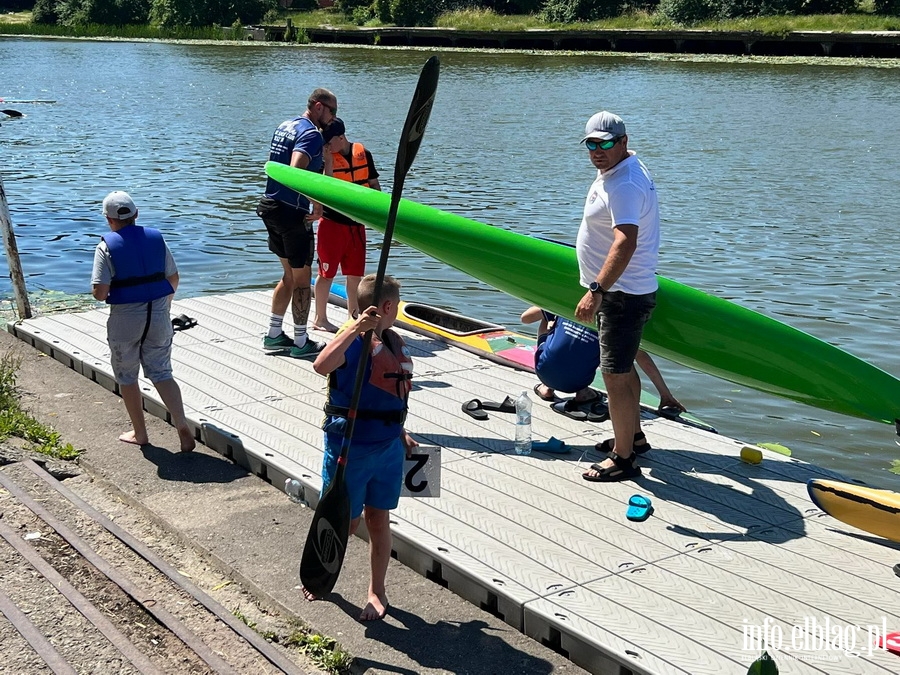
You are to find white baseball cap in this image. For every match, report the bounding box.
[102,191,138,220]
[581,111,626,143]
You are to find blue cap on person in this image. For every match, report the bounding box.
[102,191,138,220]
[323,117,345,143]
[581,111,626,143]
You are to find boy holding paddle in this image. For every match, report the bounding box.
[310,273,417,620]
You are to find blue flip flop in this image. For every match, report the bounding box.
[532,437,569,454]
[626,494,653,522]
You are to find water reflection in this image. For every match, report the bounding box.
[2,38,899,486]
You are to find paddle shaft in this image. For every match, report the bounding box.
[299,56,440,597]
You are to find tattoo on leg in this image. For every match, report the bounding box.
[291,286,311,325]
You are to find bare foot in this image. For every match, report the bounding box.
[300,586,318,602]
[313,319,339,333]
[359,592,388,621]
[118,430,148,446]
[177,425,196,453]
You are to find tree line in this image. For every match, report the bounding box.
[16,0,900,31]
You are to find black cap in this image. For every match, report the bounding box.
[323,117,345,142]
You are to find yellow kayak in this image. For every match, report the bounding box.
[808,479,900,542]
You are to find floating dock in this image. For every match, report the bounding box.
[9,291,900,674]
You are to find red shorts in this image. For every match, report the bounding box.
[316,218,366,278]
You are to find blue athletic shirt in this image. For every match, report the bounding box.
[535,312,600,393]
[263,116,324,210]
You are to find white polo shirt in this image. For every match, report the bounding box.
[575,153,660,295]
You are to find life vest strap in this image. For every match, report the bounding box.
[110,271,167,289]
[324,404,407,425]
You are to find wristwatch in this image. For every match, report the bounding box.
[589,282,607,296]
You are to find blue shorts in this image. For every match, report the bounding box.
[321,434,404,519]
[597,291,656,374]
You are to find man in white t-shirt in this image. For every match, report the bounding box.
[573,111,660,483]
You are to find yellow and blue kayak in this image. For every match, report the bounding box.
[808,479,900,542]
[270,163,900,430]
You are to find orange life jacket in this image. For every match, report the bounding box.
[331,143,370,186]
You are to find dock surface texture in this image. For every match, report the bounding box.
[9,290,900,675]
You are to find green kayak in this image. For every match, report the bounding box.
[266,162,900,430]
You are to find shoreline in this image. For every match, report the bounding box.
[0,26,900,61]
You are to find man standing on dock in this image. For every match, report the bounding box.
[257,88,338,359]
[574,111,660,483]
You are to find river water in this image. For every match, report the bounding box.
[2,37,899,487]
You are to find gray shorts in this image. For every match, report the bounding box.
[107,300,174,385]
[597,291,656,374]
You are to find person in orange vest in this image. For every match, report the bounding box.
[313,118,382,332]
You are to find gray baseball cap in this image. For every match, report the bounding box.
[581,111,626,142]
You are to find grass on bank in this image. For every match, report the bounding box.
[0,350,81,460]
[232,609,352,674]
[3,5,900,37]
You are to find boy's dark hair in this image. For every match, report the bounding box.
[358,274,400,309]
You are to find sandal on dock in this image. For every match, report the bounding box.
[582,453,641,483]
[480,396,516,414]
[461,399,489,421]
[595,431,652,456]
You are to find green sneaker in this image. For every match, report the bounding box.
[263,332,294,350]
[289,339,324,359]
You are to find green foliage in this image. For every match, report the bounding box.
[149,0,274,27]
[262,7,279,21]
[294,25,309,41]
[874,0,900,13]
[657,0,719,23]
[32,0,60,23]
[800,0,857,12]
[541,0,623,22]
[748,651,779,675]
[55,0,150,25]
[350,3,374,23]
[890,459,900,475]
[0,351,81,461]
[284,626,352,673]
[334,0,370,13]
[375,0,391,21]
[481,0,544,13]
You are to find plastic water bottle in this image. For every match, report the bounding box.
[284,478,306,505]
[514,390,532,455]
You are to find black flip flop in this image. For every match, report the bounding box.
[172,314,198,331]
[461,399,489,421]
[481,396,516,414]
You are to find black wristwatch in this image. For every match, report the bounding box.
[589,282,607,296]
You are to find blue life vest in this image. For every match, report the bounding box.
[535,313,600,393]
[324,329,413,444]
[102,225,174,305]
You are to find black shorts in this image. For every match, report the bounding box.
[257,197,314,269]
[597,291,656,374]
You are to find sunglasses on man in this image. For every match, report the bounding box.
[585,137,622,151]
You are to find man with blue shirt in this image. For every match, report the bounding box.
[257,88,338,359]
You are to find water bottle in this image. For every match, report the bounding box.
[284,478,306,505]
[514,390,532,455]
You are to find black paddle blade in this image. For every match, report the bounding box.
[299,473,351,597]
[392,55,440,196]
[1,109,23,118]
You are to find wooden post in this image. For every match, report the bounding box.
[0,174,32,320]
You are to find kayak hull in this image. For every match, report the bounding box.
[267,163,900,427]
[808,479,900,542]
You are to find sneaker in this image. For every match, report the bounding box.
[263,332,294,350]
[289,339,324,359]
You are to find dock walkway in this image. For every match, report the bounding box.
[9,290,900,674]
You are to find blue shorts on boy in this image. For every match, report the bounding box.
[535,312,600,393]
[321,434,404,519]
